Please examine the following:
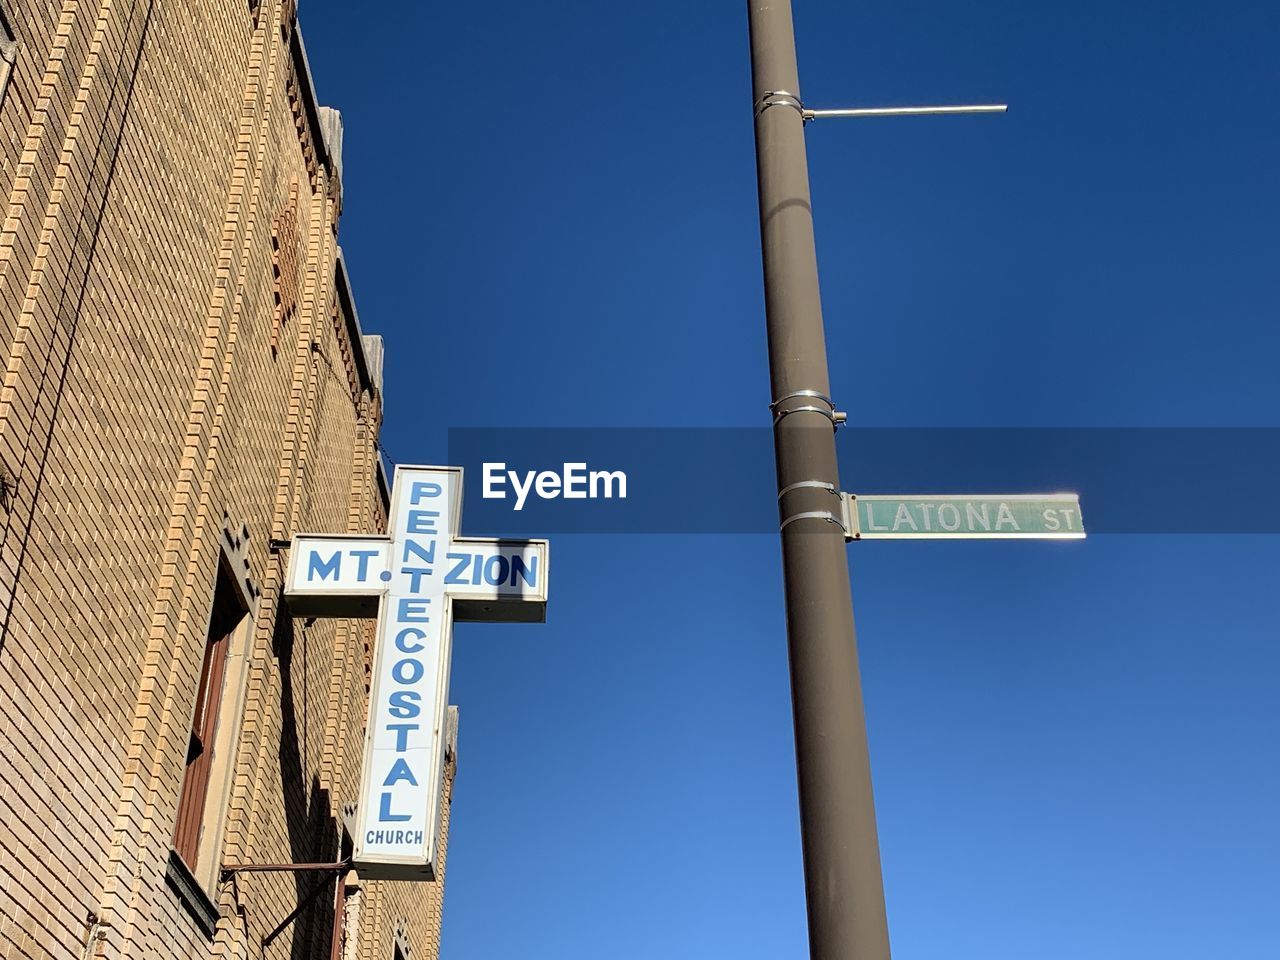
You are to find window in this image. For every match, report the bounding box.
[172,561,248,870]
[165,528,258,934]
[0,8,17,104]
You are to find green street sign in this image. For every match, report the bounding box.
[844,494,1085,540]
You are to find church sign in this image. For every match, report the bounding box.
[285,465,548,880]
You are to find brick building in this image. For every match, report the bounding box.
[0,1,454,957]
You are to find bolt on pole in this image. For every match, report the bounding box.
[747,2,892,959]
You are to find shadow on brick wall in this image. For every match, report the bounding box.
[274,612,338,958]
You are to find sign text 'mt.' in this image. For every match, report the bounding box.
[284,465,549,880]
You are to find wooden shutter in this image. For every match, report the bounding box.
[172,567,244,868]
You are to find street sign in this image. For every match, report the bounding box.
[844,493,1084,540]
[284,465,549,880]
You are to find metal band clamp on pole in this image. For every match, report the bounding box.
[771,389,848,426]
[777,479,840,500]
[779,509,849,535]
[770,388,834,410]
[755,89,805,118]
[779,482,847,533]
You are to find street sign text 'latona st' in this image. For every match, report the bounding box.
[845,494,1085,540]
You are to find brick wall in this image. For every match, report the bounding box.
[0,1,452,957]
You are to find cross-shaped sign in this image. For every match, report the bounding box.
[284,465,548,881]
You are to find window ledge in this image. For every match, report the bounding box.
[165,850,220,937]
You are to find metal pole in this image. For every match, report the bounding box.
[747,3,892,959]
[805,104,1006,120]
[220,861,351,878]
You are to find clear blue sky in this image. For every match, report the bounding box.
[302,2,1279,958]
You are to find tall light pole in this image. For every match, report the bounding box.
[746,2,1005,958]
[749,3,891,956]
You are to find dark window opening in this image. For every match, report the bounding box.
[172,560,247,870]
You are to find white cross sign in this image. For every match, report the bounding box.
[284,465,549,881]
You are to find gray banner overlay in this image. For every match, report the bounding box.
[442,428,1280,535]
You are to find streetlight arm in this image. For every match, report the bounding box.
[804,103,1008,121]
